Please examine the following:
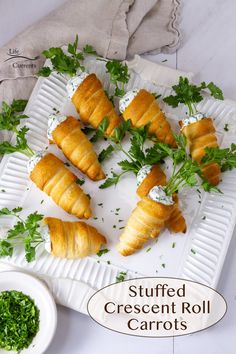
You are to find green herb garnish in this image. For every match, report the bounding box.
[0,99,34,158]
[0,290,40,352]
[116,271,127,283]
[201,144,236,172]
[0,100,28,132]
[97,248,110,257]
[76,178,85,185]
[0,208,44,262]
[38,35,86,77]
[90,117,109,142]
[100,124,167,189]
[223,123,229,132]
[101,59,130,98]
[98,145,114,162]
[164,76,224,115]
[0,126,34,158]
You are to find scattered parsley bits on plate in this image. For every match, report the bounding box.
[116,271,127,283]
[0,290,40,352]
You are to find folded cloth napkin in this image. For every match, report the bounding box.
[0,58,193,314]
[0,0,181,103]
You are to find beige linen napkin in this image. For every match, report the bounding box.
[0,58,193,314]
[0,0,181,103]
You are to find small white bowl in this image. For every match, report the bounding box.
[0,271,57,354]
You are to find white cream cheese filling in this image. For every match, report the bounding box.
[47,113,67,140]
[27,150,47,174]
[148,185,174,205]
[40,223,51,253]
[66,72,89,99]
[181,112,205,129]
[119,89,140,114]
[137,165,152,186]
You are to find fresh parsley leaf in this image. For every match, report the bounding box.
[0,209,44,262]
[0,240,13,257]
[110,119,131,143]
[81,126,96,135]
[205,81,224,100]
[39,35,85,77]
[202,144,236,172]
[99,171,123,189]
[90,117,109,142]
[0,100,28,132]
[0,126,33,158]
[105,59,130,97]
[37,66,52,77]
[98,145,114,162]
[201,181,223,194]
[164,76,224,115]
[144,145,167,165]
[118,159,139,174]
[0,207,22,216]
[83,44,97,55]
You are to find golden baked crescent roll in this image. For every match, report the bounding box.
[121,89,176,147]
[180,118,221,185]
[136,165,167,198]
[136,165,187,234]
[51,116,105,181]
[165,193,187,234]
[117,197,173,256]
[30,153,92,219]
[71,73,121,136]
[44,217,106,258]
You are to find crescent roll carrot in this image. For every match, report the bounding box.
[121,89,176,147]
[69,73,121,136]
[180,118,221,185]
[44,217,106,258]
[30,153,92,219]
[136,165,186,234]
[117,197,173,256]
[50,116,105,181]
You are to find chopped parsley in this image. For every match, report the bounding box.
[224,123,229,132]
[116,271,127,283]
[76,178,85,185]
[0,290,40,352]
[97,248,110,257]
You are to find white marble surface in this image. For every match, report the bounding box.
[0,1,236,353]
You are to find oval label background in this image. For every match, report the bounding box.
[87,277,227,337]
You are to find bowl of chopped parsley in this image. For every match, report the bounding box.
[0,271,57,354]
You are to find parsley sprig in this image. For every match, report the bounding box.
[0,100,34,158]
[103,59,130,97]
[38,35,98,77]
[38,35,130,97]
[0,208,44,262]
[201,144,236,172]
[154,137,221,195]
[0,100,28,132]
[99,125,167,189]
[164,77,224,115]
